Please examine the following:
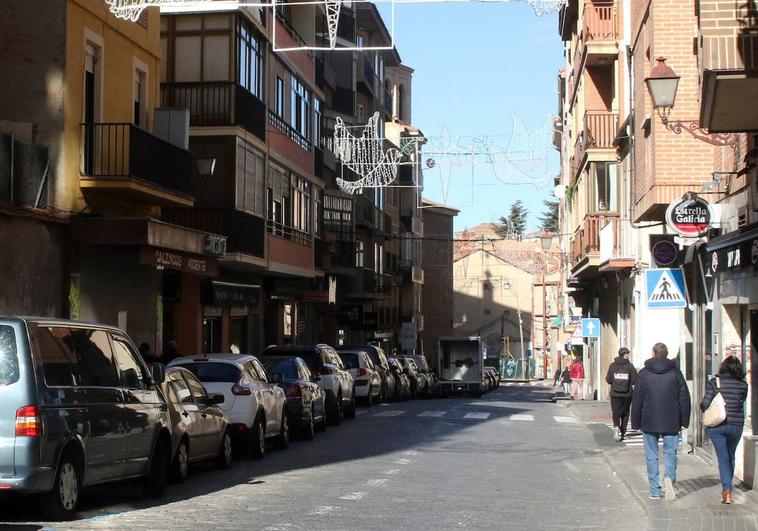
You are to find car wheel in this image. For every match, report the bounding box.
[315,399,328,432]
[40,453,81,520]
[276,410,290,450]
[302,406,316,440]
[366,385,374,407]
[170,439,189,483]
[141,438,169,498]
[345,391,356,419]
[248,415,266,459]
[217,430,233,469]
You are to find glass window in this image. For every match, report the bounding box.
[0,326,18,386]
[185,373,208,402]
[33,327,119,388]
[297,359,312,380]
[276,77,285,117]
[237,20,263,98]
[170,373,194,404]
[313,98,322,145]
[112,338,147,390]
[290,77,310,140]
[339,352,360,369]
[252,359,269,382]
[180,362,241,383]
[355,240,365,267]
[262,359,298,379]
[593,162,618,212]
[283,304,293,337]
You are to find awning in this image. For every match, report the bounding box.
[204,281,260,308]
[702,222,758,273]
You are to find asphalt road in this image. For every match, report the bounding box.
[0,382,647,530]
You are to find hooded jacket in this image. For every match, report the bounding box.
[605,356,638,397]
[631,357,691,435]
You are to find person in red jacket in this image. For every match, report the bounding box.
[569,356,585,400]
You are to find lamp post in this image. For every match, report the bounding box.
[644,57,733,146]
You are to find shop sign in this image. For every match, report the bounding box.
[706,237,758,273]
[204,234,227,257]
[296,291,330,304]
[205,281,259,308]
[139,247,217,277]
[665,195,713,237]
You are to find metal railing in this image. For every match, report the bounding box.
[268,110,312,151]
[570,214,619,265]
[80,122,192,196]
[162,208,265,258]
[583,1,618,42]
[584,111,618,149]
[266,219,312,246]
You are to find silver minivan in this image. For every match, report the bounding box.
[0,317,171,519]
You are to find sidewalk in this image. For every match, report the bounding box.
[563,400,758,529]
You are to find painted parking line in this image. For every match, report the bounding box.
[553,416,578,424]
[374,410,407,417]
[340,492,368,501]
[356,409,369,416]
[418,410,447,418]
[463,412,491,420]
[509,414,534,422]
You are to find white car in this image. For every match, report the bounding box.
[168,354,289,458]
[261,345,355,425]
[337,349,382,406]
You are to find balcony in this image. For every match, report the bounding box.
[316,57,336,92]
[568,1,619,103]
[80,123,193,207]
[268,111,312,152]
[336,6,355,42]
[160,82,266,141]
[572,111,618,177]
[598,216,636,272]
[345,267,382,299]
[570,213,619,276]
[162,208,265,258]
[357,56,376,97]
[266,220,312,246]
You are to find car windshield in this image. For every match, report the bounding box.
[0,325,19,386]
[261,359,298,379]
[177,362,241,383]
[338,352,360,368]
[414,357,429,371]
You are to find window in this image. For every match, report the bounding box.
[179,362,241,383]
[374,243,384,274]
[357,35,365,48]
[238,21,264,98]
[355,240,365,267]
[375,54,384,82]
[262,359,298,379]
[592,162,618,212]
[283,304,293,337]
[169,374,194,404]
[112,337,147,389]
[203,317,222,353]
[0,326,18,386]
[297,359,312,380]
[252,359,270,383]
[290,77,311,140]
[236,139,265,215]
[356,103,365,124]
[291,176,312,234]
[34,327,119,388]
[313,98,322,145]
[185,373,208,402]
[133,69,146,127]
[276,77,285,117]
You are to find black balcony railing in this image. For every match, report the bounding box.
[359,57,376,96]
[347,267,379,297]
[160,82,266,141]
[268,111,312,151]
[333,88,355,116]
[266,219,312,246]
[80,123,192,196]
[355,195,376,229]
[162,208,265,258]
[337,7,355,42]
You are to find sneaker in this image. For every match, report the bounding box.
[613,427,622,442]
[663,477,676,502]
[649,494,663,500]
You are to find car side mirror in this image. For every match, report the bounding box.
[151,363,165,385]
[208,393,225,405]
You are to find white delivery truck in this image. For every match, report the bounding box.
[437,336,485,397]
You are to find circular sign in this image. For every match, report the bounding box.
[665,195,713,237]
[652,240,678,267]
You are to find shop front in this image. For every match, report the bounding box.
[201,280,261,354]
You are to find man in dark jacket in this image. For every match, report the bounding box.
[606,347,637,441]
[631,342,690,501]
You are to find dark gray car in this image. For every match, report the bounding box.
[0,317,171,519]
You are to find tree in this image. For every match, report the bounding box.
[493,200,528,239]
[539,199,560,233]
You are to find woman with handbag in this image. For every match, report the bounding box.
[700,356,749,504]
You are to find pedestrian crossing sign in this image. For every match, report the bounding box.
[645,268,688,309]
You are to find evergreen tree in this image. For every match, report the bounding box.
[493,200,528,239]
[539,199,560,233]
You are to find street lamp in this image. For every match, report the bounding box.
[644,57,732,146]
[539,233,553,252]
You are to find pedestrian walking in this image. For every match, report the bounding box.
[700,356,748,505]
[631,342,691,501]
[553,357,571,395]
[606,347,637,441]
[569,356,585,400]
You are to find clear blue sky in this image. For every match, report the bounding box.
[376,2,563,232]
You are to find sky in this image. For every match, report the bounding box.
[375,2,564,232]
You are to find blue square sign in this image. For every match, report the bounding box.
[645,268,688,309]
[581,318,601,338]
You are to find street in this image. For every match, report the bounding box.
[0,383,650,530]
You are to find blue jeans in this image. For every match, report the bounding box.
[643,432,679,496]
[708,423,743,491]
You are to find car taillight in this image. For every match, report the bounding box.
[231,384,252,396]
[15,405,41,437]
[357,368,368,377]
[286,384,302,398]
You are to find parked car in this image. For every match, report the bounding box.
[258,354,327,440]
[387,357,411,400]
[345,345,396,402]
[406,355,434,397]
[482,369,494,392]
[393,356,427,398]
[167,354,289,459]
[337,349,382,406]
[484,367,500,389]
[0,317,171,519]
[161,367,233,482]
[261,345,355,425]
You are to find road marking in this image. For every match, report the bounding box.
[553,416,578,424]
[310,506,341,516]
[418,410,447,417]
[340,492,368,501]
[365,478,389,487]
[374,410,406,417]
[403,450,419,456]
[463,412,490,420]
[509,414,534,421]
[394,458,414,465]
[383,469,401,475]
[356,409,369,416]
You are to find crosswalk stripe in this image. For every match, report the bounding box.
[509,414,534,422]
[463,412,490,420]
[553,416,578,424]
[374,410,406,417]
[418,411,447,418]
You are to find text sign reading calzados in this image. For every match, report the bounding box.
[665,196,713,237]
